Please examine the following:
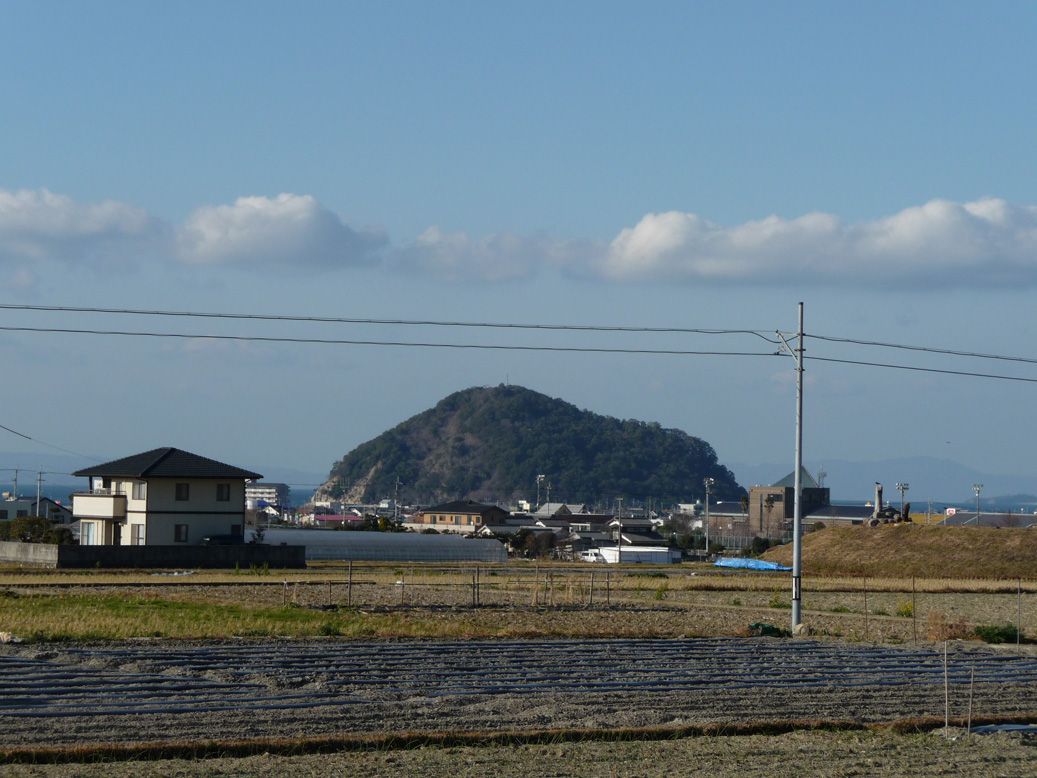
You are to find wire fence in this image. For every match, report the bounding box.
[265,564,1037,645]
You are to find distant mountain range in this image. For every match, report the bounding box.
[729,456,1037,511]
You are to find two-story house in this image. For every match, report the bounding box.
[412,500,509,534]
[72,448,262,546]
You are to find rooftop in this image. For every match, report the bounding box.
[73,447,263,480]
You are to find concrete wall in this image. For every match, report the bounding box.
[0,541,59,567]
[0,541,305,569]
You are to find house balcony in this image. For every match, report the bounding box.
[72,490,127,520]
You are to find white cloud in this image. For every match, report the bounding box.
[394,198,1037,288]
[6,188,1037,288]
[595,199,1037,286]
[0,188,160,264]
[176,194,386,268]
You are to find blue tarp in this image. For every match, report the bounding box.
[714,558,792,571]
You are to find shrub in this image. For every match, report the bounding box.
[894,600,914,618]
[46,526,75,545]
[317,621,341,637]
[927,610,971,641]
[11,516,50,543]
[974,624,1021,644]
[769,591,791,609]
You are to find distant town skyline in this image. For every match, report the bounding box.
[3,4,1037,488]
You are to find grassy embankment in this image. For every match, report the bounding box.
[763,523,1037,579]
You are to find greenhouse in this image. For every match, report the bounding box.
[262,529,507,563]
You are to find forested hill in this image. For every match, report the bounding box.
[316,385,744,507]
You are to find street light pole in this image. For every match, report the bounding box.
[896,482,909,519]
[973,483,983,524]
[703,477,714,561]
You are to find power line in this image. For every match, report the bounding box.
[808,333,1037,367]
[8,303,1036,368]
[0,326,784,358]
[807,355,1037,384]
[0,304,783,344]
[0,423,100,460]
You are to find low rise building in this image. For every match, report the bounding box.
[410,500,509,535]
[72,447,262,546]
[0,497,72,523]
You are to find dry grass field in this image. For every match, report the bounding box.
[0,557,1034,643]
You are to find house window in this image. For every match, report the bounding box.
[132,524,145,545]
[175,483,190,501]
[16,510,27,518]
[132,482,147,500]
[0,510,6,519]
[81,522,96,546]
[174,524,189,542]
[216,483,230,501]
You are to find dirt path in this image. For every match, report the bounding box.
[4,729,1037,777]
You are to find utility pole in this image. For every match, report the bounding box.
[973,484,983,524]
[36,469,43,517]
[394,478,401,524]
[616,496,623,563]
[536,474,545,510]
[703,477,714,561]
[776,302,805,634]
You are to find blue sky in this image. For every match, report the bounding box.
[2,2,1037,500]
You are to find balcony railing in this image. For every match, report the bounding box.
[72,491,127,520]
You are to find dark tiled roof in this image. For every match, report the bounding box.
[424,500,504,515]
[73,448,262,480]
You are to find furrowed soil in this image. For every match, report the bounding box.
[4,566,1037,775]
